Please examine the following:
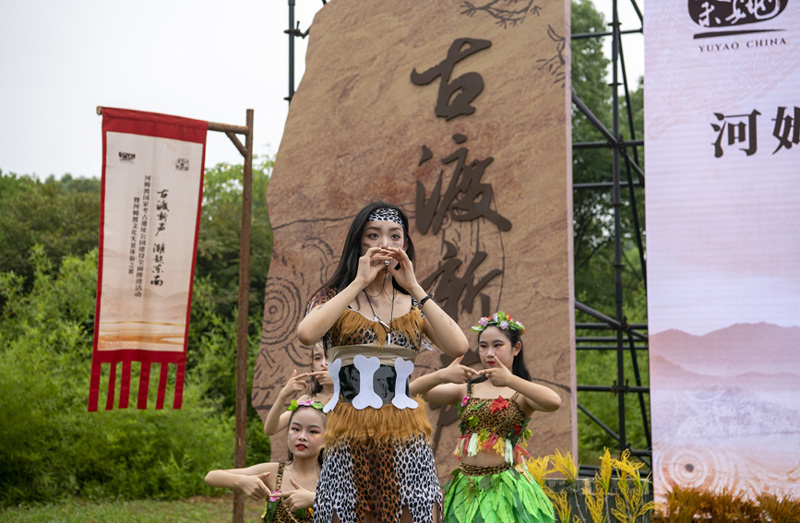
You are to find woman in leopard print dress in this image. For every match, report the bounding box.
[297,201,468,523]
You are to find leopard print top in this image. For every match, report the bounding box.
[308,287,425,353]
[460,390,528,439]
[261,463,313,523]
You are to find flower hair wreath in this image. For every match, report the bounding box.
[471,311,526,335]
[286,399,326,412]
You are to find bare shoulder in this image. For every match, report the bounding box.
[249,462,280,475]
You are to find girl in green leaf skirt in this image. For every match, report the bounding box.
[411,312,561,523]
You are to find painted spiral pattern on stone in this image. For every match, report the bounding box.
[260,275,303,350]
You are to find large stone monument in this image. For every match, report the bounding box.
[253,0,575,476]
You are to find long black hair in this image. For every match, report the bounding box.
[309,375,323,396]
[467,326,531,388]
[318,200,415,296]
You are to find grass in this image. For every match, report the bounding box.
[0,494,266,523]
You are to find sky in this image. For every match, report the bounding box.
[0,0,643,179]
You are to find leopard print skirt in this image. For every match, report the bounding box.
[313,433,443,523]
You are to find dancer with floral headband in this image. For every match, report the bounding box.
[205,401,326,523]
[411,312,560,523]
[296,200,468,523]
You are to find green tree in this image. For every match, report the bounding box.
[187,158,274,466]
[194,158,274,320]
[0,171,100,293]
[0,248,234,506]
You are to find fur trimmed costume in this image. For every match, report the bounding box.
[309,288,442,523]
[442,386,555,523]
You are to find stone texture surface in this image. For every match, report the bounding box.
[253,0,575,476]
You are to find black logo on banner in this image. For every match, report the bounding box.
[690,0,788,39]
[119,152,136,161]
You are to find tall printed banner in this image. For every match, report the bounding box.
[89,108,207,411]
[645,2,800,500]
[253,0,575,470]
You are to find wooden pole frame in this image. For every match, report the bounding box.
[211,109,254,523]
[96,107,255,523]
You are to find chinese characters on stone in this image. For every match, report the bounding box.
[412,37,511,322]
[411,38,491,121]
[416,134,511,235]
[712,106,799,157]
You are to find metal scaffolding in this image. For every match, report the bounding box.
[571,0,649,474]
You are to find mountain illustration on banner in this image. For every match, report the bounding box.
[650,322,800,499]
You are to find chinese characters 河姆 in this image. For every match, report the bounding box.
[711,106,800,157]
[134,176,152,297]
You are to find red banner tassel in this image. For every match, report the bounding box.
[119,360,131,409]
[173,361,185,409]
[156,363,169,410]
[105,362,117,411]
[137,362,151,409]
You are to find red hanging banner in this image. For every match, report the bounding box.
[89,107,208,411]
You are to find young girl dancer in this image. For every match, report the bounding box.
[412,312,560,523]
[264,342,333,436]
[205,402,326,522]
[296,201,468,523]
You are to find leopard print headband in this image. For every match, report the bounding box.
[366,207,404,226]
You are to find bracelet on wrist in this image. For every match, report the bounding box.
[418,292,435,309]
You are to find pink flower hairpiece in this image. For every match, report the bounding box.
[471,311,525,335]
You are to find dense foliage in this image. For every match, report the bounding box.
[0,159,273,506]
[0,247,233,505]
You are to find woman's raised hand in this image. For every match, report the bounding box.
[480,358,514,387]
[356,246,395,286]
[278,370,311,400]
[235,472,271,500]
[440,356,479,385]
[385,247,419,293]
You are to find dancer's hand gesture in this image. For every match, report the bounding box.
[235,472,271,500]
[480,358,514,388]
[385,247,418,292]
[439,356,478,385]
[355,247,394,287]
[278,370,311,401]
[278,478,316,511]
